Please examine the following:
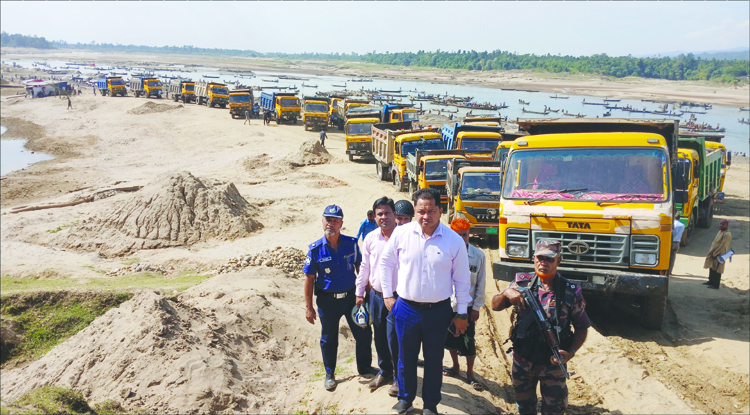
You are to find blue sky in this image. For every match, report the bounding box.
[1,2,748,56]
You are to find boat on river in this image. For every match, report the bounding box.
[522,108,549,115]
[604,98,621,102]
[519,99,530,105]
[550,95,569,99]
[302,84,317,88]
[739,118,750,125]
[262,79,278,82]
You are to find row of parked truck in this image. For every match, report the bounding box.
[367,118,729,330]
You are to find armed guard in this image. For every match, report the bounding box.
[492,240,590,415]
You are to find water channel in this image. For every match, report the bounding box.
[0,125,53,176]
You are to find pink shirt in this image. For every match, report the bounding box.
[355,228,392,297]
[379,221,471,311]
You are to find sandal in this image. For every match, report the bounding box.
[442,367,459,377]
[468,378,483,391]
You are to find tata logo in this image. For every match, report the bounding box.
[567,222,591,229]
[568,241,590,255]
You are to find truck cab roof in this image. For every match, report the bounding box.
[511,132,668,150]
[396,131,442,143]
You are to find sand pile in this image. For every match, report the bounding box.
[0,269,321,414]
[212,247,307,276]
[127,101,183,115]
[278,139,333,168]
[59,172,262,257]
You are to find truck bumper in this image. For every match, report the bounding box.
[468,225,498,236]
[492,261,668,297]
[346,150,372,156]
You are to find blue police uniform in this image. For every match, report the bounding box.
[304,234,373,375]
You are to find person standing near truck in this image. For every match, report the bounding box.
[492,240,590,415]
[264,110,272,126]
[320,129,328,147]
[703,219,732,289]
[669,213,685,276]
[244,108,251,126]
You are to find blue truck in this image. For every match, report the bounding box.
[260,92,300,124]
[96,76,127,97]
[441,123,514,160]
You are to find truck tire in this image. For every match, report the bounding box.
[220,104,226,109]
[640,294,666,330]
[409,180,417,200]
[293,118,298,124]
[394,174,405,192]
[698,199,714,228]
[338,119,344,131]
[348,154,354,162]
[681,211,696,247]
[376,164,385,181]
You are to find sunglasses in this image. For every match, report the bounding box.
[534,255,557,263]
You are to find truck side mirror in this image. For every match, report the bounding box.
[693,163,700,178]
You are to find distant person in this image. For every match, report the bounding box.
[244,108,251,125]
[393,200,414,226]
[669,213,685,276]
[320,129,328,147]
[67,96,72,110]
[356,210,378,241]
[263,110,272,126]
[93,87,96,96]
[703,219,732,289]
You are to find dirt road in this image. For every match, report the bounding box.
[1,79,748,414]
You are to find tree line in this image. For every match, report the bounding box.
[2,32,747,83]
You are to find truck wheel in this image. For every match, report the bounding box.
[409,180,417,200]
[681,211,696,247]
[376,164,384,181]
[640,294,666,330]
[348,154,354,162]
[293,118,298,124]
[394,174,405,192]
[220,104,226,109]
[698,199,713,228]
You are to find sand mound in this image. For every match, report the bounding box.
[0,270,321,414]
[59,172,262,256]
[127,101,183,115]
[278,139,332,168]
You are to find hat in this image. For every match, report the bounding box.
[322,205,343,218]
[534,239,561,258]
[394,200,414,217]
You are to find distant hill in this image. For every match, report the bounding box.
[642,47,749,61]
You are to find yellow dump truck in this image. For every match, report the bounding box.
[328,95,346,127]
[335,99,370,130]
[168,80,195,104]
[446,159,505,239]
[464,116,504,127]
[195,81,229,108]
[442,123,521,161]
[405,149,470,205]
[704,141,729,192]
[260,92,300,124]
[302,96,329,131]
[371,122,445,192]
[96,77,127,97]
[130,77,162,98]
[229,89,254,119]
[494,119,679,329]
[343,105,381,161]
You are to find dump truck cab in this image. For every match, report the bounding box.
[302,96,329,131]
[446,160,504,238]
[329,96,345,127]
[405,149,470,206]
[383,104,419,125]
[442,123,515,161]
[195,82,229,108]
[371,123,445,192]
[494,119,678,329]
[229,89,253,119]
[343,105,381,161]
[169,80,196,103]
[143,78,162,98]
[493,140,515,164]
[106,77,127,97]
[336,99,370,130]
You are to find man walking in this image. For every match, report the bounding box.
[355,197,400,396]
[356,210,378,241]
[703,219,732,289]
[67,96,72,110]
[393,200,414,226]
[669,213,685,275]
[380,188,471,415]
[492,240,590,415]
[244,108,251,125]
[320,129,328,147]
[303,205,375,391]
[443,218,486,391]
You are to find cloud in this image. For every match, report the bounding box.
[685,18,750,49]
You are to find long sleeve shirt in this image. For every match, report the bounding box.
[355,229,390,297]
[379,221,472,312]
[451,243,486,312]
[356,218,379,241]
[672,220,686,242]
[704,230,732,273]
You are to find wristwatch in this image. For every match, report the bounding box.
[456,313,468,320]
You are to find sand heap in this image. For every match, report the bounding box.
[127,101,183,115]
[59,172,262,257]
[0,269,322,414]
[278,139,333,168]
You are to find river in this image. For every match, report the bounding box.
[0,125,53,176]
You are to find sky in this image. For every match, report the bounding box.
[1,2,748,57]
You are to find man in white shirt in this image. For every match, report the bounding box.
[669,212,686,275]
[443,218,486,392]
[380,188,472,415]
[355,197,400,396]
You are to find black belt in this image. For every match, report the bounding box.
[318,288,354,299]
[371,288,398,299]
[402,298,450,309]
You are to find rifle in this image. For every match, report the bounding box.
[518,284,570,379]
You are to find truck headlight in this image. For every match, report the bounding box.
[507,244,529,258]
[633,253,657,266]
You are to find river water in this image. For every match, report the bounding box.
[0,125,53,176]
[7,58,750,154]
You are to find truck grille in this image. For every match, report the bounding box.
[464,206,499,223]
[428,184,447,195]
[533,231,628,266]
[347,142,370,150]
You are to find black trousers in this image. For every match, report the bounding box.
[708,268,722,288]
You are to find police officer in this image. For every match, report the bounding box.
[393,200,414,226]
[491,240,590,415]
[304,205,375,391]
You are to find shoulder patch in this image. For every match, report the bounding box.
[309,239,323,249]
[515,272,534,282]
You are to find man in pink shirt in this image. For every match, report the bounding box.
[356,196,400,396]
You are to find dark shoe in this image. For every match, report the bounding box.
[708,285,720,289]
[391,400,414,415]
[423,408,439,415]
[388,381,399,397]
[367,373,392,390]
[359,366,379,377]
[702,281,712,285]
[324,374,336,391]
[442,366,459,377]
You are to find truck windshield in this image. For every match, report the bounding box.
[280,98,299,107]
[461,139,502,151]
[212,87,229,95]
[184,84,195,91]
[147,81,162,87]
[402,112,419,122]
[110,80,125,86]
[347,122,375,136]
[502,148,668,202]
[461,172,502,200]
[424,159,450,181]
[230,94,250,103]
[305,103,328,113]
[401,139,444,156]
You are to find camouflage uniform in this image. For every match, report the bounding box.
[507,272,590,415]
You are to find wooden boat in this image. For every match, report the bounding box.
[546,108,559,113]
[604,98,621,102]
[740,107,750,112]
[739,118,750,125]
[605,105,621,110]
[603,111,612,117]
[582,101,607,106]
[501,88,518,91]
[204,75,219,79]
[262,78,278,82]
[522,108,549,115]
[519,99,530,105]
[302,84,317,88]
[549,95,569,99]
[332,84,347,88]
[682,110,706,114]
[379,89,401,93]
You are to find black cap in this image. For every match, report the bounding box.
[394,200,414,217]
